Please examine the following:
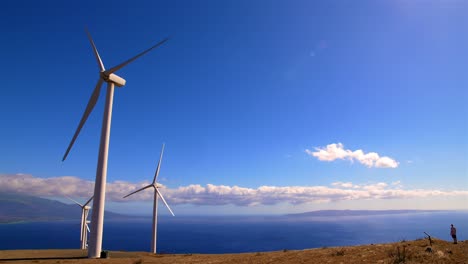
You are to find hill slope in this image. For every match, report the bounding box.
[0,238,466,263]
[0,192,134,223]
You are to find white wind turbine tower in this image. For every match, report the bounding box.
[123,144,175,254]
[67,196,93,249]
[62,29,168,258]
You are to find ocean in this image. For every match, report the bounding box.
[1,211,466,253]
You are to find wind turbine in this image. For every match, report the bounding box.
[67,196,93,249]
[123,144,175,254]
[62,29,168,258]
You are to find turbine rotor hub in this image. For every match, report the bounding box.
[100,72,126,87]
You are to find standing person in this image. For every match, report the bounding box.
[450,224,457,244]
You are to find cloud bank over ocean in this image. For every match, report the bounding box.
[2,174,466,207]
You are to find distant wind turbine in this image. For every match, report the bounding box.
[67,196,93,249]
[62,28,168,258]
[123,144,175,254]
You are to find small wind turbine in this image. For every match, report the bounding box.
[123,144,174,254]
[62,28,168,258]
[67,196,93,249]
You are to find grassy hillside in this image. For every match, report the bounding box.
[0,238,466,263]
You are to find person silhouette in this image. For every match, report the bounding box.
[450,224,457,244]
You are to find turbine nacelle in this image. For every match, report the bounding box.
[101,72,126,87]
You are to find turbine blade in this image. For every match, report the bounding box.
[104,37,169,75]
[81,224,87,243]
[156,189,174,216]
[66,196,83,207]
[80,211,84,241]
[123,184,153,198]
[62,78,104,161]
[83,196,94,207]
[152,143,165,184]
[85,28,105,71]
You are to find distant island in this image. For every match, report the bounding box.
[286,209,447,217]
[0,192,141,223]
[1,192,451,224]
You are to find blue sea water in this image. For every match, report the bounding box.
[1,211,467,253]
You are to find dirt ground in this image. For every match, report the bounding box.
[0,238,466,264]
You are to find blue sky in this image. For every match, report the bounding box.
[0,0,467,215]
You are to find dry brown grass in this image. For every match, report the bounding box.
[0,238,466,264]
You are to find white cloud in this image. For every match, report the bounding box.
[1,174,467,207]
[331,182,354,188]
[392,181,402,187]
[305,143,399,168]
[375,156,399,168]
